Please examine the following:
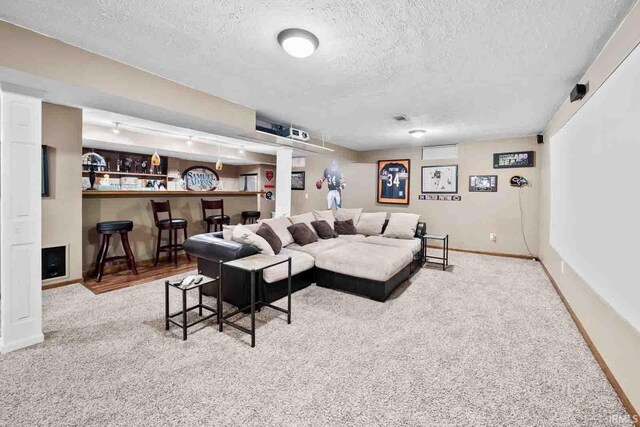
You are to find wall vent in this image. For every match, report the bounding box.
[393,114,409,122]
[42,246,67,280]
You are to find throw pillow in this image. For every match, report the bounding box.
[287,223,319,246]
[232,224,275,255]
[383,213,421,239]
[256,223,283,254]
[355,212,387,236]
[311,220,338,239]
[289,212,318,236]
[334,219,357,235]
[222,224,259,241]
[258,216,294,247]
[313,210,336,229]
[335,207,362,225]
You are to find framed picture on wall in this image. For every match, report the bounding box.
[421,165,458,194]
[493,151,535,168]
[291,171,306,190]
[469,175,498,192]
[377,159,410,205]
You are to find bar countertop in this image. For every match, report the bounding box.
[82,190,264,197]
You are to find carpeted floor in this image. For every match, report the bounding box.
[0,252,632,426]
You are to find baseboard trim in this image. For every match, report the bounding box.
[83,253,190,279]
[540,262,639,426]
[42,277,84,290]
[0,333,44,354]
[427,245,537,261]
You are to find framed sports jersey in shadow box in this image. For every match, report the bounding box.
[377,159,410,205]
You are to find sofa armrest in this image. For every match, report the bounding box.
[184,233,258,263]
[415,222,427,238]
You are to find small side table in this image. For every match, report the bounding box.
[219,254,292,348]
[165,275,219,341]
[423,234,449,271]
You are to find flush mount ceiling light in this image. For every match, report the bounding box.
[277,28,319,58]
[112,122,121,134]
[409,129,427,139]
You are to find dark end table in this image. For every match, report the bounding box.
[423,234,449,271]
[219,254,292,348]
[165,275,219,340]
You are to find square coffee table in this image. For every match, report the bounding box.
[165,275,218,340]
[219,254,292,348]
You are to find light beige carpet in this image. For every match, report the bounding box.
[0,252,632,426]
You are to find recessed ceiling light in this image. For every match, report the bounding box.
[409,129,427,138]
[277,28,319,58]
[112,122,121,134]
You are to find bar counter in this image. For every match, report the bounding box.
[82,190,266,274]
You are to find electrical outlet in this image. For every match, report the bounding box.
[490,233,496,242]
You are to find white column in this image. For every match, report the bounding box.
[0,83,44,353]
[275,147,292,217]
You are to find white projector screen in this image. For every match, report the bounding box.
[550,44,640,331]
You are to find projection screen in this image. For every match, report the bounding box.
[550,43,640,331]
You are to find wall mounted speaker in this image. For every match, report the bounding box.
[570,84,587,102]
[537,134,544,144]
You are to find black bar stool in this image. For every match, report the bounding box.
[151,200,191,267]
[241,210,261,224]
[201,199,230,232]
[93,220,138,282]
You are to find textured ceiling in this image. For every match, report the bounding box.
[0,0,635,150]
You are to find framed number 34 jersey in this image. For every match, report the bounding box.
[377,159,410,205]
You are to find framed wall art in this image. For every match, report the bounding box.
[469,175,498,192]
[493,151,535,168]
[377,159,410,205]
[291,171,306,190]
[421,165,458,194]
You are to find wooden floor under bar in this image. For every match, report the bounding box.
[83,256,197,294]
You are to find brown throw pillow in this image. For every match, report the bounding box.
[256,223,282,254]
[287,223,318,246]
[334,219,357,235]
[311,220,338,239]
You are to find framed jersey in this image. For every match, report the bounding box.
[377,159,410,205]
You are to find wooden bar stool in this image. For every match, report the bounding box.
[241,210,261,224]
[93,220,138,282]
[151,200,191,267]
[201,199,230,232]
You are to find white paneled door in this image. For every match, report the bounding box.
[0,84,44,353]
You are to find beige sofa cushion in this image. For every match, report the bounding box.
[222,224,259,241]
[232,224,275,255]
[335,208,362,224]
[258,217,294,246]
[313,210,336,229]
[262,248,315,283]
[315,242,412,282]
[286,238,349,258]
[289,212,318,236]
[355,212,387,236]
[336,234,366,243]
[365,235,422,255]
[383,213,420,239]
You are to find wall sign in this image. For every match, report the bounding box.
[182,166,219,191]
[419,194,462,201]
[493,151,535,168]
[421,165,458,194]
[377,159,410,205]
[264,169,275,182]
[469,175,498,192]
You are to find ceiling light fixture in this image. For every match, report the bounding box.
[215,143,223,171]
[186,136,194,146]
[112,122,121,134]
[277,28,319,58]
[409,129,427,139]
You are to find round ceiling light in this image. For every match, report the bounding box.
[409,129,427,138]
[277,28,319,58]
